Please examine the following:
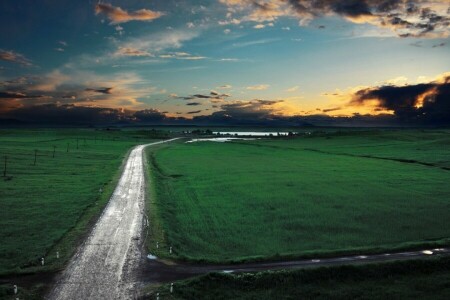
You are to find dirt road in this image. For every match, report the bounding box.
[142,247,450,283]
[48,139,178,300]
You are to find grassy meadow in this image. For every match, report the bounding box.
[147,129,450,262]
[0,128,167,275]
[147,256,450,300]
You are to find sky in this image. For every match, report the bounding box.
[0,0,449,126]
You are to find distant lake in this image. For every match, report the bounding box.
[187,137,256,143]
[214,131,290,136]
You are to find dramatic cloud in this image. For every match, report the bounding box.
[322,107,342,113]
[207,99,285,120]
[351,73,450,124]
[219,0,450,38]
[286,85,299,92]
[5,104,129,125]
[232,38,279,48]
[0,91,41,99]
[432,42,446,48]
[159,52,206,60]
[133,109,166,122]
[0,49,33,66]
[55,41,68,52]
[219,58,241,62]
[175,91,231,100]
[0,70,161,113]
[113,29,200,59]
[85,87,114,94]
[246,84,269,90]
[95,3,163,24]
[115,47,153,57]
[0,103,172,125]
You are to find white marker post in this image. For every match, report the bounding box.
[170,283,173,294]
[169,247,172,254]
[56,251,59,259]
[156,242,159,249]
[41,257,45,266]
[13,285,17,294]
[156,292,160,300]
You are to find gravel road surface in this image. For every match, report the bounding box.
[48,139,178,300]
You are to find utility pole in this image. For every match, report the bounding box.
[34,150,37,166]
[3,156,6,177]
[53,146,56,158]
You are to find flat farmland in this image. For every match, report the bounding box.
[147,130,450,263]
[0,129,165,275]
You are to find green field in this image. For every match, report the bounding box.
[147,257,450,300]
[147,129,450,262]
[0,128,166,275]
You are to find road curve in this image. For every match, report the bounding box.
[48,139,179,300]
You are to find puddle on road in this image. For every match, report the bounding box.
[147,254,158,260]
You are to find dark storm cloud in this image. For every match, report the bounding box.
[352,75,450,124]
[192,94,211,99]
[196,99,284,121]
[193,99,398,126]
[6,104,129,125]
[0,91,44,99]
[223,0,450,37]
[3,104,170,125]
[133,109,166,122]
[193,91,231,99]
[322,107,342,113]
[0,76,31,86]
[432,42,446,48]
[0,99,401,127]
[287,0,449,37]
[85,87,114,94]
[175,91,231,100]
